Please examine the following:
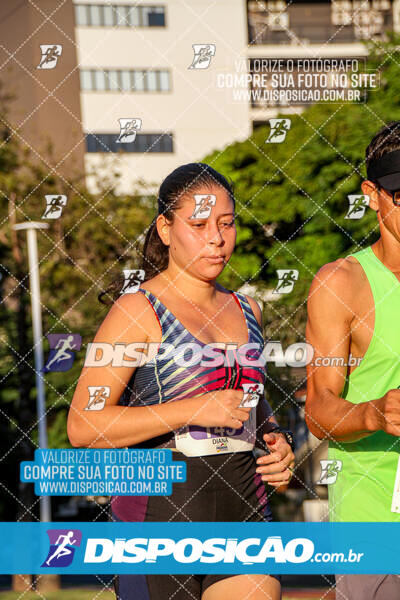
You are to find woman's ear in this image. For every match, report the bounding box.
[156,214,171,246]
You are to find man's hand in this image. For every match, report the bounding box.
[369,389,400,436]
[256,432,295,488]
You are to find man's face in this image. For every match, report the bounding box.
[376,185,400,242]
[361,179,400,243]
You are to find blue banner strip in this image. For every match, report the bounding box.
[0,522,399,574]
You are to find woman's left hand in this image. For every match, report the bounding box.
[255,432,295,488]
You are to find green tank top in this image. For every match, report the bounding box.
[328,245,400,521]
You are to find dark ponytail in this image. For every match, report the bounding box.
[98,162,234,305]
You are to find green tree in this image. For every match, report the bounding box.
[203,34,400,412]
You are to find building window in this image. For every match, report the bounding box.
[129,6,140,26]
[133,71,145,91]
[80,70,93,90]
[159,70,169,91]
[142,6,165,26]
[85,133,174,153]
[89,4,102,25]
[120,70,131,91]
[75,4,89,25]
[146,71,157,91]
[79,69,171,92]
[115,5,130,25]
[74,4,166,27]
[94,70,106,90]
[107,70,120,91]
[103,5,114,25]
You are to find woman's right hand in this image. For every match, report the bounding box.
[186,389,251,429]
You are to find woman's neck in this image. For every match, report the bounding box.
[157,269,221,307]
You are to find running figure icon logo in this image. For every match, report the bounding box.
[42,334,82,373]
[188,44,216,69]
[116,118,142,143]
[41,529,82,567]
[240,383,264,408]
[189,194,217,219]
[85,386,110,411]
[273,270,299,294]
[37,45,62,69]
[121,269,145,294]
[42,195,68,219]
[345,194,370,219]
[317,459,343,485]
[265,118,291,143]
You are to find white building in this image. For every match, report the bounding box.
[74,0,251,193]
[73,0,399,193]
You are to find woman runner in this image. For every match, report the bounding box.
[68,163,294,600]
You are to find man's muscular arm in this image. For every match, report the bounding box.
[305,259,382,442]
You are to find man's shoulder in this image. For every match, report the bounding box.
[311,255,364,295]
[308,256,367,317]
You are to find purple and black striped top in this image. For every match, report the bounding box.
[116,287,267,450]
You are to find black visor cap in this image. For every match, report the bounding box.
[366,148,400,191]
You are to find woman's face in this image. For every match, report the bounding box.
[158,184,236,281]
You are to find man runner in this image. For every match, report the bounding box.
[305,121,400,599]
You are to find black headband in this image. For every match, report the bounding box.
[367,148,400,181]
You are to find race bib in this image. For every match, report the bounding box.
[174,409,256,457]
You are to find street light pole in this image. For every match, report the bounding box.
[13,221,51,522]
